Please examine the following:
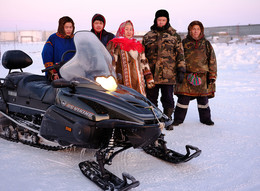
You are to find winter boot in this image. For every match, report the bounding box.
[198,105,214,125]
[164,108,174,130]
[200,120,214,126]
[172,121,183,126]
[172,104,188,126]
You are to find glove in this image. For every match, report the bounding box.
[47,69,59,81]
[177,71,184,84]
[51,73,59,81]
[146,79,155,89]
[143,70,155,89]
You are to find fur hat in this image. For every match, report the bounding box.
[57,16,75,37]
[155,9,169,21]
[151,9,170,31]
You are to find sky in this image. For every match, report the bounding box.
[0,0,260,33]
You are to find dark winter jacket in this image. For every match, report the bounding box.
[174,34,217,98]
[91,29,114,46]
[142,26,185,85]
[91,14,115,46]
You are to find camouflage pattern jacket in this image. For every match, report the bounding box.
[175,35,217,98]
[142,26,185,85]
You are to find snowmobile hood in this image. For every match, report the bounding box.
[58,84,162,124]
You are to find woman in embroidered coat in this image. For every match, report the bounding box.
[173,20,217,126]
[42,16,76,81]
[106,20,154,96]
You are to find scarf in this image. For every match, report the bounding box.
[110,37,144,53]
[109,20,144,53]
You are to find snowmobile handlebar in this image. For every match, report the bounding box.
[41,50,76,73]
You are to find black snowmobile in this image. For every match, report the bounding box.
[0,31,201,191]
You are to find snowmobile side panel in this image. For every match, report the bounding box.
[40,105,111,148]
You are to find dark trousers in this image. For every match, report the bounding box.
[145,84,174,109]
[174,95,211,123]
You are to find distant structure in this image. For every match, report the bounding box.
[179,24,260,44]
[0,30,55,43]
[0,24,260,44]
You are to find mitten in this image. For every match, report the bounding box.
[146,78,155,89]
[143,68,155,89]
[47,69,59,81]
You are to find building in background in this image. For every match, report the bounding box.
[0,30,55,43]
[179,24,260,44]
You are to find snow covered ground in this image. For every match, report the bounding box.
[0,42,260,191]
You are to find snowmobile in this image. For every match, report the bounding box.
[0,31,201,190]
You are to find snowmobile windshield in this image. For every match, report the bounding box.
[59,31,117,90]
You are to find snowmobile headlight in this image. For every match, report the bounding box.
[96,76,117,91]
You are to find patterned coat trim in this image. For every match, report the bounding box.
[44,62,54,68]
[121,50,132,88]
[46,41,53,46]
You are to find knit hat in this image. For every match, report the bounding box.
[151,9,170,31]
[57,16,75,38]
[92,14,106,28]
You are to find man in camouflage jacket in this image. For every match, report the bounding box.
[173,20,217,126]
[142,9,185,130]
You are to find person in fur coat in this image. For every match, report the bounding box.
[106,20,154,96]
[173,20,217,126]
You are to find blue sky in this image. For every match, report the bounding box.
[0,0,259,32]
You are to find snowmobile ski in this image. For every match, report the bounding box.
[79,161,140,191]
[143,135,201,164]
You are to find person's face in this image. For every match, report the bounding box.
[157,17,167,28]
[124,24,133,39]
[93,20,104,33]
[64,22,73,36]
[190,25,201,40]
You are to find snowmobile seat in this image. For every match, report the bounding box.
[16,74,56,104]
[2,50,32,73]
[4,72,33,90]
